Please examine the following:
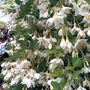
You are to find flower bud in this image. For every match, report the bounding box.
[87,29,90,36]
[48,43,52,50]
[60,38,66,49]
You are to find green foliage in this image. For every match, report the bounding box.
[7,43,12,50]
[42,48,63,54]
[53,31,60,39]
[8,82,23,90]
[72,57,81,68]
[51,81,61,90]
[15,0,22,5]
[0,74,4,81]
[51,67,67,86]
[70,70,83,83]
[26,0,33,8]
[37,17,47,21]
[65,66,74,71]
[49,0,58,5]
[31,40,38,51]
[20,4,28,12]
[84,0,90,5]
[35,60,47,73]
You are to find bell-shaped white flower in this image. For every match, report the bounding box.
[60,38,66,49]
[58,28,63,36]
[77,86,86,90]
[48,43,52,50]
[87,29,90,36]
[77,30,86,38]
[72,50,76,58]
[83,79,90,87]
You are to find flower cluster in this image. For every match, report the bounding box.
[1,0,90,90]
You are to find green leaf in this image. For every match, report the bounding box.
[31,40,38,50]
[32,10,39,18]
[4,58,10,61]
[51,81,61,90]
[0,74,4,80]
[12,82,23,90]
[59,76,67,85]
[72,57,81,68]
[26,0,33,8]
[9,30,17,35]
[51,67,65,78]
[49,0,58,5]
[20,4,27,12]
[75,15,83,23]
[64,16,67,24]
[15,0,22,5]
[37,17,47,21]
[28,17,33,25]
[16,25,21,31]
[70,70,83,83]
[84,0,90,5]
[53,31,60,39]
[51,67,67,85]
[18,11,25,18]
[7,43,12,50]
[65,66,74,71]
[42,48,63,54]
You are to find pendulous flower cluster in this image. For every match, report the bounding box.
[1,0,90,90]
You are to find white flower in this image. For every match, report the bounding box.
[34,73,41,79]
[47,78,61,90]
[70,25,80,35]
[83,79,90,87]
[9,13,15,20]
[10,79,19,86]
[72,50,76,58]
[10,40,16,46]
[74,39,87,49]
[39,9,49,18]
[82,66,90,73]
[1,62,6,67]
[87,44,90,51]
[49,58,64,70]
[2,83,9,89]
[53,15,64,29]
[77,30,86,38]
[21,78,35,88]
[58,28,63,36]
[1,70,8,75]
[72,3,80,16]
[14,12,19,18]
[86,27,90,36]
[20,60,31,68]
[77,86,86,90]
[60,38,66,49]
[14,5,20,11]
[4,71,13,81]
[48,43,52,50]
[83,12,90,23]
[61,6,71,14]
[37,1,50,10]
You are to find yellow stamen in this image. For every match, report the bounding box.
[85,7,88,11]
[56,18,59,22]
[72,7,76,11]
[87,15,90,19]
[42,10,45,14]
[73,29,76,33]
[24,63,27,66]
